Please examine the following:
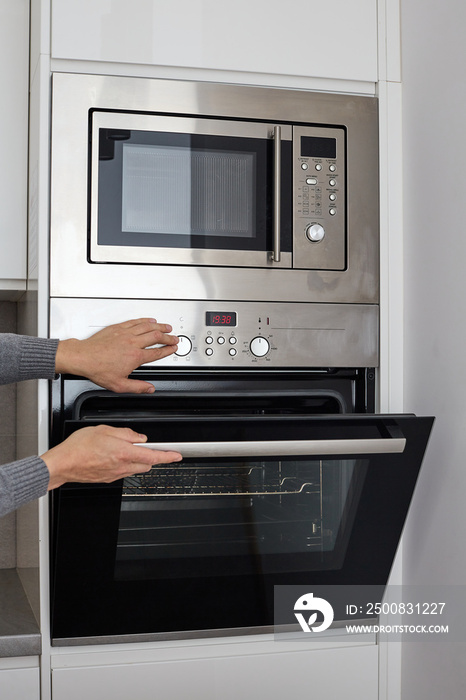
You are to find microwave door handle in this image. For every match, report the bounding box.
[272,125,281,263]
[137,437,406,459]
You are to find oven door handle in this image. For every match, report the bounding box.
[271,125,281,263]
[136,437,406,459]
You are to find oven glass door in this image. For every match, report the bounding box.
[50,413,433,642]
[90,112,292,268]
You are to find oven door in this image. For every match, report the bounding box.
[50,408,433,643]
[90,112,293,268]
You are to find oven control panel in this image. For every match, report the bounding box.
[50,298,379,369]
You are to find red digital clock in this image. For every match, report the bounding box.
[206,311,237,327]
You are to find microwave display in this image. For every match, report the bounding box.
[301,136,337,159]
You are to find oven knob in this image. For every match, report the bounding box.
[250,336,270,357]
[306,223,325,243]
[175,335,192,357]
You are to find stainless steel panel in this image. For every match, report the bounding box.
[49,297,379,368]
[50,73,379,304]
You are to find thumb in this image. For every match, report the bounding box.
[117,378,155,394]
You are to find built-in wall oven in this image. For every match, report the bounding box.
[50,366,432,643]
[49,75,433,644]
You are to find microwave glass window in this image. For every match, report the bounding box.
[121,144,255,238]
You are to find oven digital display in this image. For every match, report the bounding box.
[206,312,237,327]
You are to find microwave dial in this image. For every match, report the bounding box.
[306,223,325,243]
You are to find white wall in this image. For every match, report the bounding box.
[402,0,466,697]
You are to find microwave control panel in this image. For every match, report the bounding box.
[50,298,378,370]
[293,125,346,271]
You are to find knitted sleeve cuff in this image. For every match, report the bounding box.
[0,334,59,385]
[0,456,50,517]
[18,336,59,382]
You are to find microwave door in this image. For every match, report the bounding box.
[51,414,433,642]
[89,112,292,269]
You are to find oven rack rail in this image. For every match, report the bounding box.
[123,466,321,497]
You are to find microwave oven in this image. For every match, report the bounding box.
[50,74,379,306]
[91,113,346,271]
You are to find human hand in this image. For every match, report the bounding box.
[43,425,182,490]
[55,318,179,393]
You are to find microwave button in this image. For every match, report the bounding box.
[329,193,337,202]
[205,347,214,357]
[217,336,226,345]
[306,223,325,243]
[329,164,337,172]
[329,178,337,187]
[329,207,337,216]
[229,348,237,357]
[315,163,322,171]
[205,336,214,344]
[306,177,318,185]
[229,336,237,344]
[175,335,192,357]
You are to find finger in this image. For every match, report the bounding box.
[140,344,179,364]
[142,450,183,465]
[124,320,174,337]
[112,377,157,394]
[129,446,182,465]
[134,326,177,344]
[117,318,158,330]
[100,426,149,443]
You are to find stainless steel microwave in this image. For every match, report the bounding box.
[50,74,379,306]
[91,112,347,271]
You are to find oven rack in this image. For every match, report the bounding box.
[123,466,321,497]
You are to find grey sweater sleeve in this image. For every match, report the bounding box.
[0,333,59,385]
[0,456,50,517]
[0,334,58,516]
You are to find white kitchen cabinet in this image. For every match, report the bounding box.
[0,663,40,700]
[0,0,28,288]
[51,643,378,700]
[51,0,378,83]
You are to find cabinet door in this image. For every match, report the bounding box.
[51,0,377,83]
[0,667,40,700]
[52,644,378,700]
[0,0,28,283]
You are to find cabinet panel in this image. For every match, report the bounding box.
[52,644,378,700]
[0,667,40,700]
[51,0,377,83]
[0,0,28,283]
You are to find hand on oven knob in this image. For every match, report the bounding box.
[250,336,270,357]
[306,223,325,243]
[174,335,192,357]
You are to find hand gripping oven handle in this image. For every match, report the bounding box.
[135,436,407,460]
